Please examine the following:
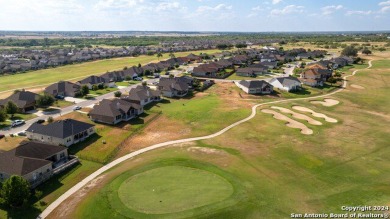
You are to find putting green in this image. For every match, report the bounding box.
[117,165,234,214]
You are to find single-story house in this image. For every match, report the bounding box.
[122,85,161,106]
[0,90,40,112]
[89,99,143,125]
[260,61,278,69]
[26,119,96,147]
[44,81,81,97]
[235,80,273,94]
[158,77,189,97]
[77,75,115,89]
[0,141,70,188]
[269,76,302,92]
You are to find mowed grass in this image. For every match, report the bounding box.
[155,93,250,136]
[117,166,233,214]
[0,49,222,93]
[62,111,159,164]
[69,59,390,218]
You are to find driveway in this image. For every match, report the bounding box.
[64,97,86,104]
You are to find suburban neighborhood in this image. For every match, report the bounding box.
[0,1,389,218]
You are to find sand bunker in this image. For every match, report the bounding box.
[310,99,340,107]
[292,106,338,123]
[262,109,313,135]
[271,106,322,125]
[351,84,365,89]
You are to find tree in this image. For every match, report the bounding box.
[235,43,247,49]
[47,116,54,123]
[156,52,163,60]
[327,77,338,85]
[169,52,175,59]
[362,48,372,55]
[5,101,18,118]
[0,176,31,207]
[92,85,98,91]
[114,91,122,97]
[37,94,55,107]
[81,85,89,96]
[0,109,7,122]
[169,74,174,78]
[98,83,104,89]
[341,46,358,57]
[138,63,141,68]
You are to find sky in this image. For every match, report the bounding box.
[0,0,389,32]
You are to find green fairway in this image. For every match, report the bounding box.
[0,49,222,93]
[118,166,233,214]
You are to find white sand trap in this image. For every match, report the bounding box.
[271,106,322,125]
[351,84,365,89]
[311,99,340,107]
[292,106,338,123]
[262,109,313,135]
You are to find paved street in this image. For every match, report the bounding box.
[0,82,146,136]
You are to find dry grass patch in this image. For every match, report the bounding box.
[350,84,365,89]
[0,136,25,151]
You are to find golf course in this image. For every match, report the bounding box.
[44,55,390,219]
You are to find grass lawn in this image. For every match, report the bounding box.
[64,58,390,218]
[0,49,223,93]
[52,100,75,108]
[115,81,141,86]
[0,136,26,151]
[74,159,243,219]
[88,87,118,96]
[0,159,102,219]
[63,111,160,164]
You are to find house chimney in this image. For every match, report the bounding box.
[116,102,120,109]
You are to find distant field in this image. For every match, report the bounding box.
[0,49,222,94]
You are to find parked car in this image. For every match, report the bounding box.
[36,119,45,124]
[17,131,27,136]
[55,95,65,100]
[11,120,25,127]
[133,77,143,81]
[73,106,82,111]
[0,134,5,139]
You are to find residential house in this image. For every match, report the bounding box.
[0,141,70,188]
[122,85,161,106]
[260,61,278,69]
[186,53,202,62]
[299,69,325,87]
[235,80,274,94]
[89,99,143,125]
[0,90,40,112]
[269,76,302,92]
[77,75,115,89]
[158,77,189,97]
[44,81,81,97]
[26,119,96,147]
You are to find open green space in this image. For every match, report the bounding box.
[75,159,244,219]
[70,59,390,218]
[117,166,233,214]
[0,49,222,93]
[87,87,118,96]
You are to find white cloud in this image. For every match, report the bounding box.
[272,0,282,5]
[252,6,263,11]
[196,4,232,13]
[270,5,304,16]
[94,0,143,11]
[380,5,390,13]
[379,1,390,6]
[346,10,373,16]
[321,5,343,15]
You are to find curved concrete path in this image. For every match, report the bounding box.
[40,60,372,218]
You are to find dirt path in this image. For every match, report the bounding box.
[292,106,338,123]
[262,109,313,134]
[310,99,340,107]
[40,60,373,219]
[271,106,322,125]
